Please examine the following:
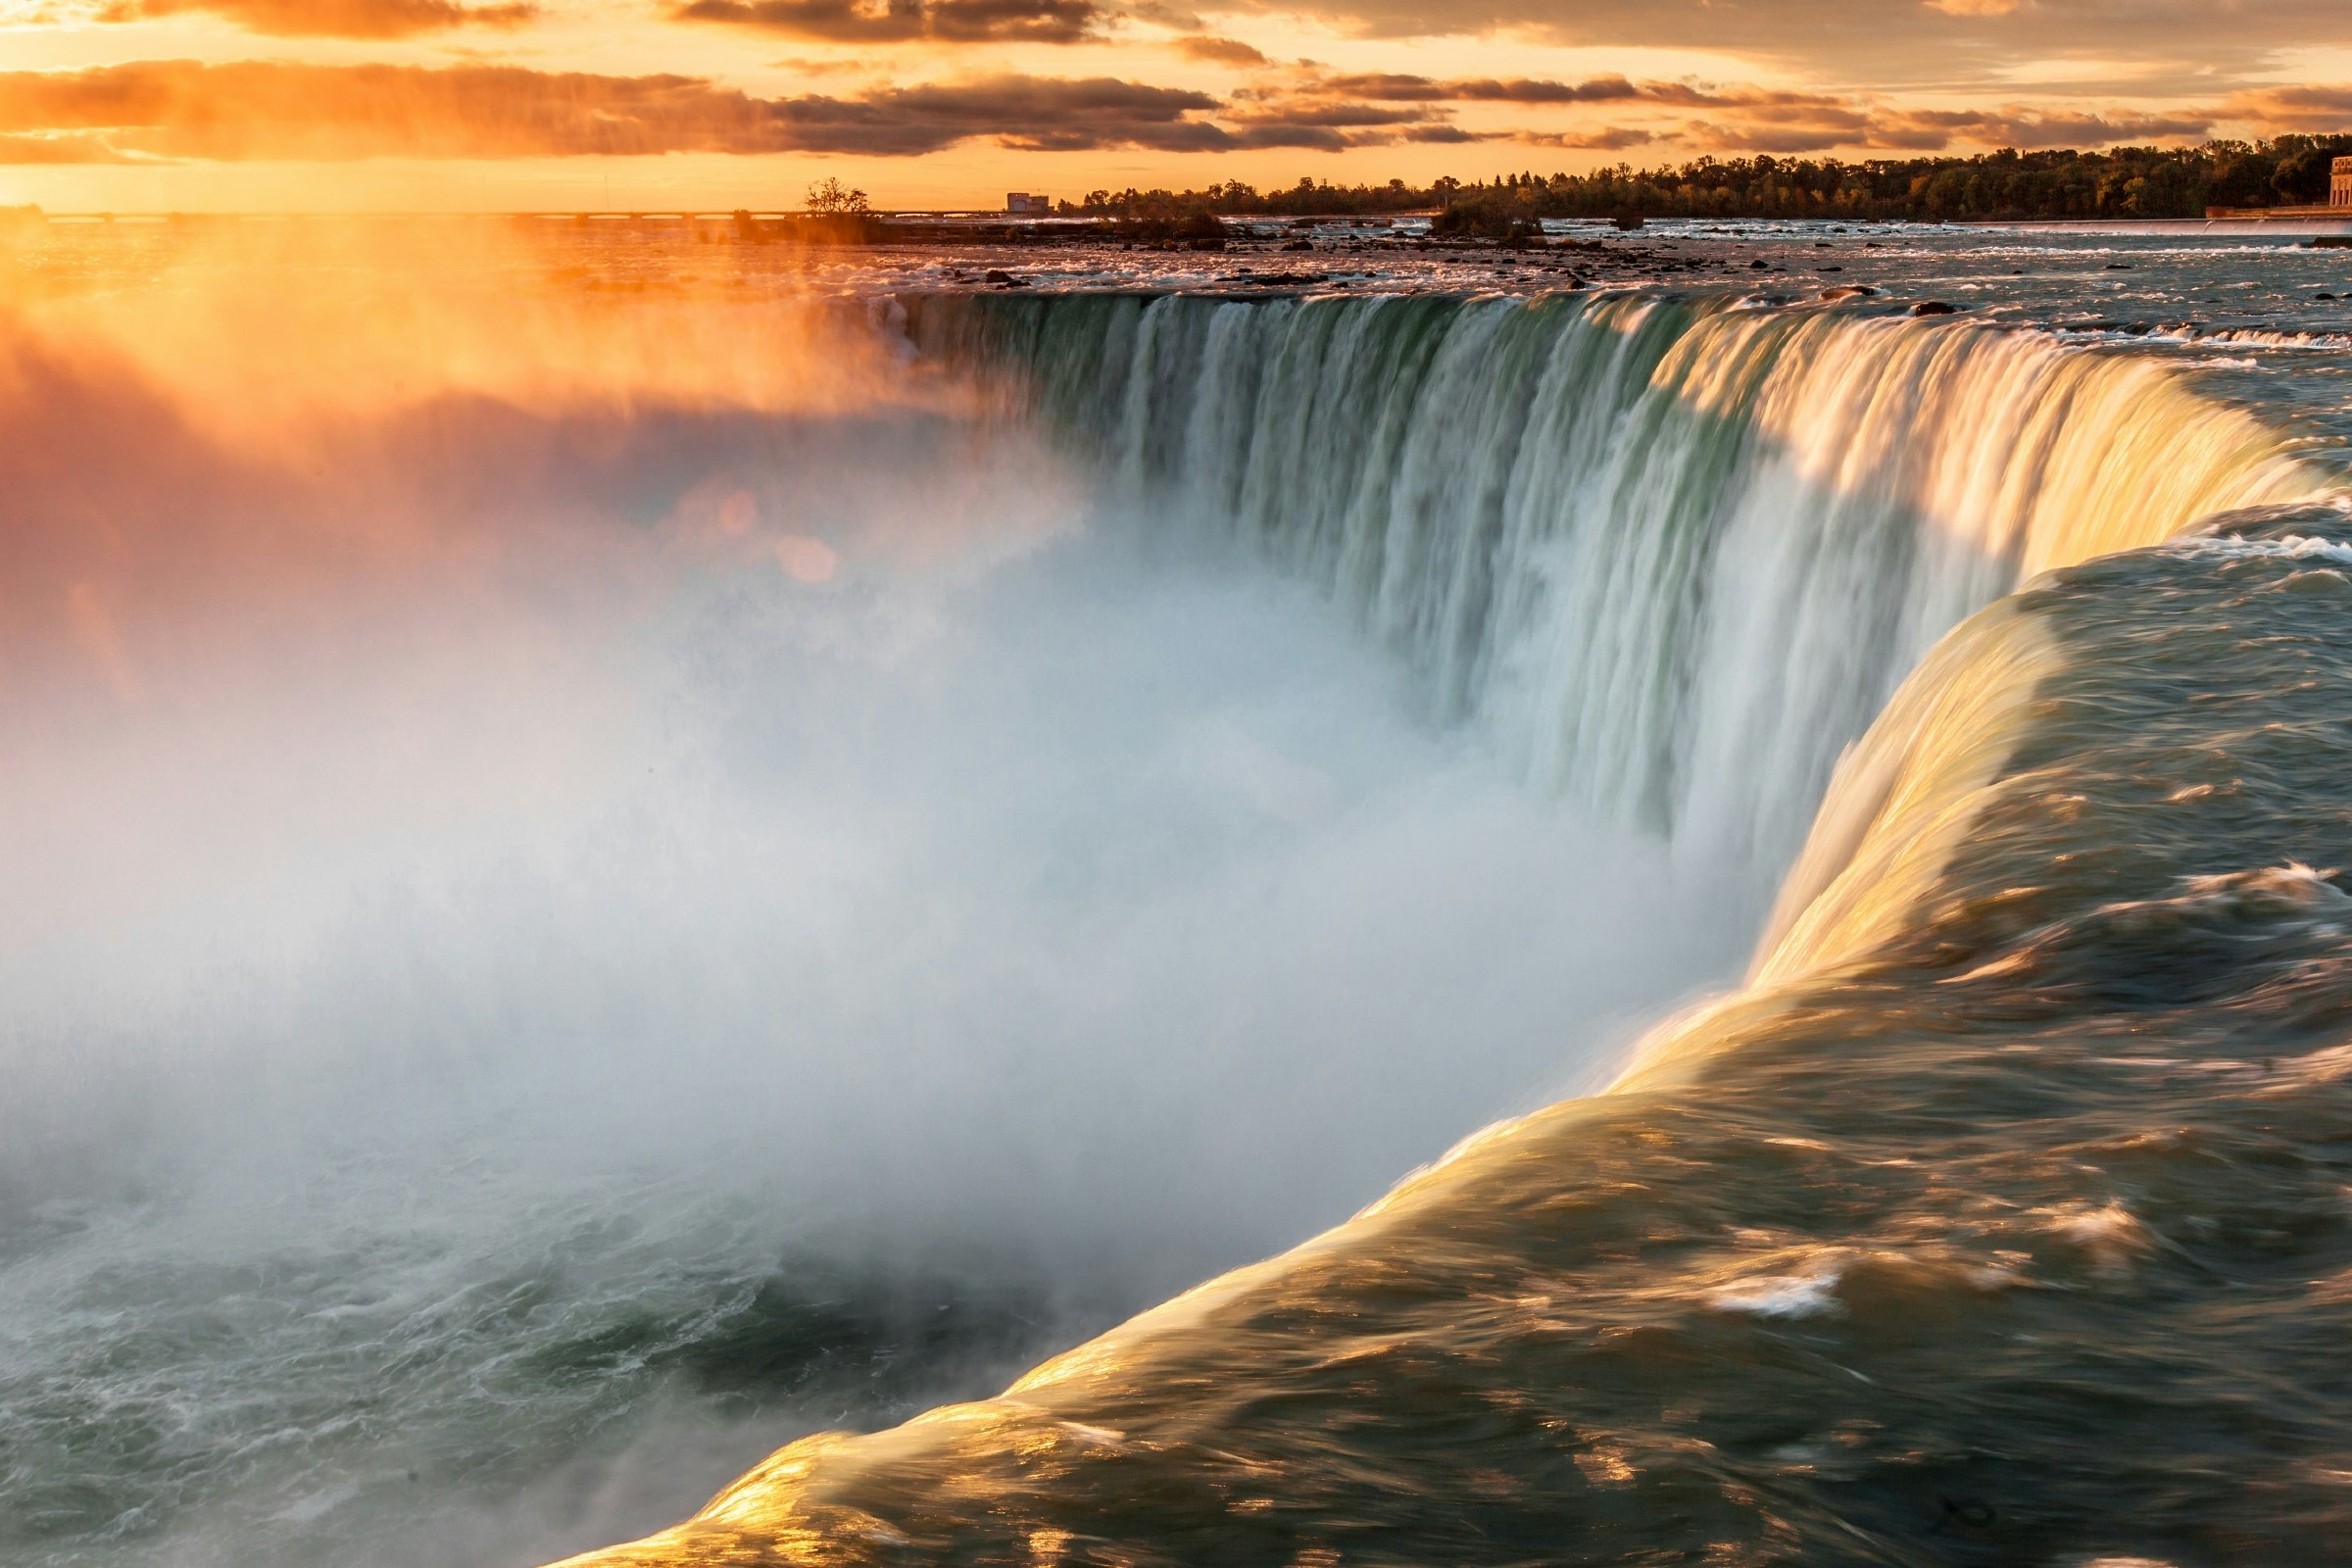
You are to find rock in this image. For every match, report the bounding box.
[984,269,1018,284]
[1821,285,1879,300]
[1911,301,1959,317]
[1750,259,1770,269]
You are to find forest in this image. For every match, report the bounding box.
[1071,136,2352,224]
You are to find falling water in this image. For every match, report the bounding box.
[907,290,2323,894]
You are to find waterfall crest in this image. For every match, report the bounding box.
[908,290,2324,893]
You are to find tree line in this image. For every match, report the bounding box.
[1068,137,2352,224]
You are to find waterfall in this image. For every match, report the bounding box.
[906,290,2325,897]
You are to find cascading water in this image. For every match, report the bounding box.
[13,222,2352,1568]
[907,290,2323,897]
[547,291,2352,1566]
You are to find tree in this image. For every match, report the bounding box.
[806,177,870,216]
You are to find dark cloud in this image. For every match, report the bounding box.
[1295,72,1850,113]
[676,0,1099,44]
[1519,125,1659,150]
[1674,101,2220,155]
[1228,99,1433,128]
[0,61,1253,159]
[827,74,1235,151]
[1270,69,2230,156]
[1221,80,1483,145]
[1240,0,2352,87]
[0,54,2293,170]
[1311,73,1643,104]
[97,0,534,36]
[1680,102,2214,154]
[1868,105,2214,149]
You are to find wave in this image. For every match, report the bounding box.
[547,293,2352,1565]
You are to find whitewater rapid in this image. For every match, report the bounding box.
[544,289,2352,1566]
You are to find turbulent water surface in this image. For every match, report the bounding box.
[5,221,2352,1568]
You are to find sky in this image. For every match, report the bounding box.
[0,0,2347,211]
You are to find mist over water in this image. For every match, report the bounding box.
[18,223,2352,1568]
[0,245,1740,1566]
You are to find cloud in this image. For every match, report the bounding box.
[1236,0,2352,86]
[0,131,140,163]
[1262,66,2230,157]
[1170,35,1266,66]
[1677,102,2214,154]
[835,74,1236,151]
[0,54,2301,169]
[675,0,1099,43]
[2219,83,2352,132]
[96,0,535,35]
[1308,73,1642,104]
[1120,0,1198,25]
[1868,105,2214,149]
[1289,72,1850,113]
[1518,125,1659,150]
[0,61,1279,159]
[1227,99,1432,128]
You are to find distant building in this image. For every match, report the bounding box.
[1005,193,1053,216]
[2335,158,2352,210]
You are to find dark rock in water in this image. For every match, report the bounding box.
[1911,300,1959,317]
[1821,285,1878,301]
[2106,263,2134,270]
[1612,214,1643,230]
[2318,292,2337,301]
[984,270,1019,285]
[1750,259,1770,270]
[1282,238,1313,252]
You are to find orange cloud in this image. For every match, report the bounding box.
[2219,84,2352,132]
[1232,0,2352,83]
[1169,35,1267,67]
[1264,68,2231,157]
[0,61,1348,159]
[675,0,1100,45]
[98,0,536,37]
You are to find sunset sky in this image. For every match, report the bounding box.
[0,0,2349,211]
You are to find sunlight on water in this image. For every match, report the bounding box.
[7,221,2352,1568]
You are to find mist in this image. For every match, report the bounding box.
[0,236,1746,1567]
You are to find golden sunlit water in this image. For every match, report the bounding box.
[6,220,2352,1568]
